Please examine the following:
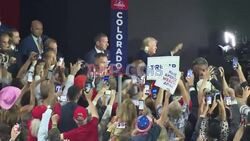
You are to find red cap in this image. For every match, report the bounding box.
[73,106,87,120]
[32,105,47,119]
[74,75,87,89]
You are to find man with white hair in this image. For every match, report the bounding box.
[136,36,183,64]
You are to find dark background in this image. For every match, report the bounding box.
[128,0,250,71]
[19,0,110,63]
[1,0,250,73]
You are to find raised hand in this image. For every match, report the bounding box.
[70,61,82,76]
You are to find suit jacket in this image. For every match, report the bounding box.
[136,50,149,64]
[19,34,48,61]
[136,50,172,64]
[85,48,109,64]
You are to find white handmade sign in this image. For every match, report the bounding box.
[147,56,179,80]
[155,69,181,94]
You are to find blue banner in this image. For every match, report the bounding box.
[110,0,128,73]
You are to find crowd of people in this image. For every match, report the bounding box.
[0,19,250,141]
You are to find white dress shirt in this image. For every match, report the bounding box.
[32,35,43,54]
[95,46,104,53]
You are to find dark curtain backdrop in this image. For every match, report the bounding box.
[128,0,250,72]
[0,0,20,29]
[3,0,250,73]
[20,0,110,63]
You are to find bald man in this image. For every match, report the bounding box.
[19,20,48,62]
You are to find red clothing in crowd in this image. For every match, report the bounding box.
[63,117,99,141]
[27,105,51,141]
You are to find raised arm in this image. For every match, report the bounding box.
[85,89,99,119]
[16,52,37,79]
[219,67,229,96]
[62,61,82,97]
[157,91,171,125]
[198,66,213,105]
[92,85,107,106]
[233,126,244,141]
[178,79,190,104]
[235,63,247,83]
[170,43,183,56]
[155,88,164,109]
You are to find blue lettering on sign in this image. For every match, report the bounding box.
[168,64,176,68]
[147,65,163,77]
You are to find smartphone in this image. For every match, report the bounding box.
[186,69,193,78]
[215,92,221,100]
[58,95,67,102]
[132,100,139,106]
[138,100,144,110]
[105,90,111,95]
[46,70,53,80]
[224,96,232,105]
[55,85,62,93]
[14,123,21,132]
[27,72,33,82]
[58,57,64,66]
[206,96,212,105]
[85,82,92,93]
[151,87,158,99]
[144,83,150,95]
[117,122,126,129]
[103,76,110,85]
[232,57,238,70]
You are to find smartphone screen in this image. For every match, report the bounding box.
[144,83,150,95]
[132,99,139,106]
[232,57,238,70]
[103,76,110,85]
[206,96,212,105]
[55,85,62,92]
[215,92,221,100]
[59,95,67,102]
[117,122,126,129]
[151,87,158,99]
[187,69,193,78]
[138,100,144,110]
[27,72,33,82]
[224,96,231,105]
[85,82,92,93]
[58,57,64,66]
[105,90,111,95]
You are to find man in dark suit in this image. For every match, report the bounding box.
[136,36,183,64]
[7,29,22,77]
[19,20,48,62]
[85,33,109,64]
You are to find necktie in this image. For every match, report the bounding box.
[37,38,43,54]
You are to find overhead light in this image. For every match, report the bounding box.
[224,31,236,47]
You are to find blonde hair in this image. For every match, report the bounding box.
[0,105,20,127]
[141,37,157,49]
[168,100,182,118]
[157,125,169,141]
[117,99,137,129]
